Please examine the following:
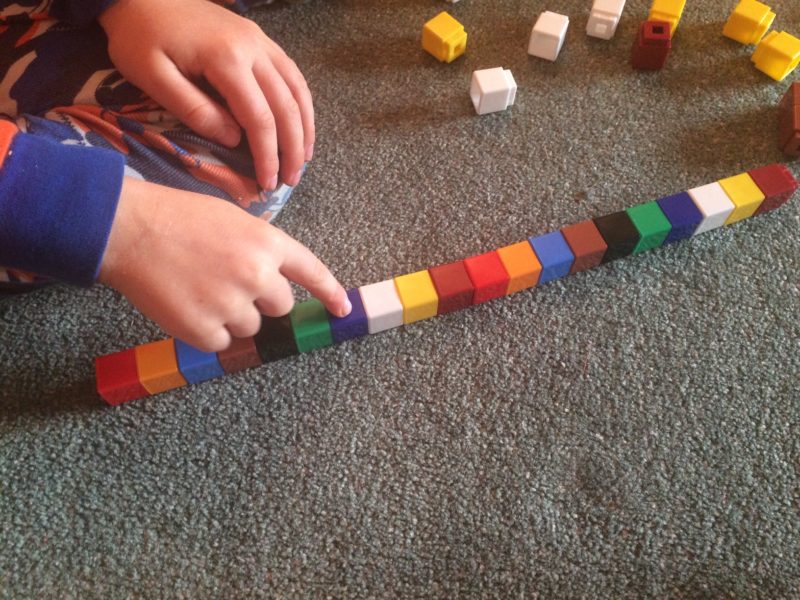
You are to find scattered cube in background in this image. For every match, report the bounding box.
[217,337,262,374]
[359,280,405,334]
[687,183,735,235]
[592,212,641,263]
[328,288,369,344]
[718,173,765,224]
[175,339,225,384]
[632,20,672,70]
[422,12,467,63]
[657,192,703,243]
[587,0,626,40]
[561,220,608,272]
[496,241,541,294]
[95,349,149,406]
[528,11,569,62]
[470,68,517,115]
[648,0,685,37]
[254,314,298,363]
[778,82,800,157]
[290,299,333,353]
[428,261,475,314]
[723,0,775,45]
[529,231,574,284]
[463,251,510,304]
[752,31,800,81]
[134,339,187,395]
[394,271,439,324]
[749,164,800,214]
[626,202,672,253]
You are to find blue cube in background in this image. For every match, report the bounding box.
[528,232,574,284]
[175,338,226,384]
[657,192,703,244]
[328,288,369,344]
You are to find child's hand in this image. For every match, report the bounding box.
[98,0,313,191]
[98,178,350,352]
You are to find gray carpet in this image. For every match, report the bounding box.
[2,0,799,597]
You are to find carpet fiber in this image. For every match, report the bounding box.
[2,0,799,597]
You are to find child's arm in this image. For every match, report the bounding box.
[97,0,313,191]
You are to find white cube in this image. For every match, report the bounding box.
[586,0,626,39]
[688,183,735,235]
[470,67,517,115]
[528,11,569,61]
[358,279,404,334]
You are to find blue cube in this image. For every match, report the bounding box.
[657,192,703,244]
[174,338,225,384]
[328,288,369,343]
[528,232,574,284]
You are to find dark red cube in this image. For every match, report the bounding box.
[632,20,672,71]
[749,164,799,215]
[428,261,475,314]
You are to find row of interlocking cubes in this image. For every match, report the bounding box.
[95,165,798,406]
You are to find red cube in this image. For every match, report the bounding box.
[463,251,510,304]
[95,348,149,406]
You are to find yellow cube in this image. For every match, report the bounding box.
[718,173,765,224]
[648,0,686,37]
[422,12,467,63]
[752,31,800,81]
[723,0,775,45]
[394,270,439,324]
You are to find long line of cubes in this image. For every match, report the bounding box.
[95,164,798,405]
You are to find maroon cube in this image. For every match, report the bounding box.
[632,21,672,71]
[778,82,800,158]
[428,261,475,314]
[749,164,799,215]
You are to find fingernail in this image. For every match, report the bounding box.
[305,144,314,161]
[340,296,352,317]
[291,168,304,186]
[267,175,278,190]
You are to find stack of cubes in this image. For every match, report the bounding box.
[96,165,798,405]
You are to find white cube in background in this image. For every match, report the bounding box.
[586,0,626,40]
[688,183,736,235]
[358,279,404,334]
[528,11,569,61]
[470,67,517,115]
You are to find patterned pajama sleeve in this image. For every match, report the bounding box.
[0,0,297,291]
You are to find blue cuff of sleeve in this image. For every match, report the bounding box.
[0,135,125,287]
[49,0,120,27]
[226,0,276,14]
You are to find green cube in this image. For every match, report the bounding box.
[289,299,333,353]
[626,202,672,254]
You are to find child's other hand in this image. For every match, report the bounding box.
[98,178,350,352]
[98,0,313,191]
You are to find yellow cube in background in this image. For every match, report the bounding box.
[134,339,187,395]
[752,31,800,81]
[394,270,439,324]
[723,0,775,45]
[718,173,765,224]
[648,0,686,37]
[422,12,467,63]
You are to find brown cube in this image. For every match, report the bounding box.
[561,219,608,273]
[779,82,800,158]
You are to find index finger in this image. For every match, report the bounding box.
[274,230,350,317]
